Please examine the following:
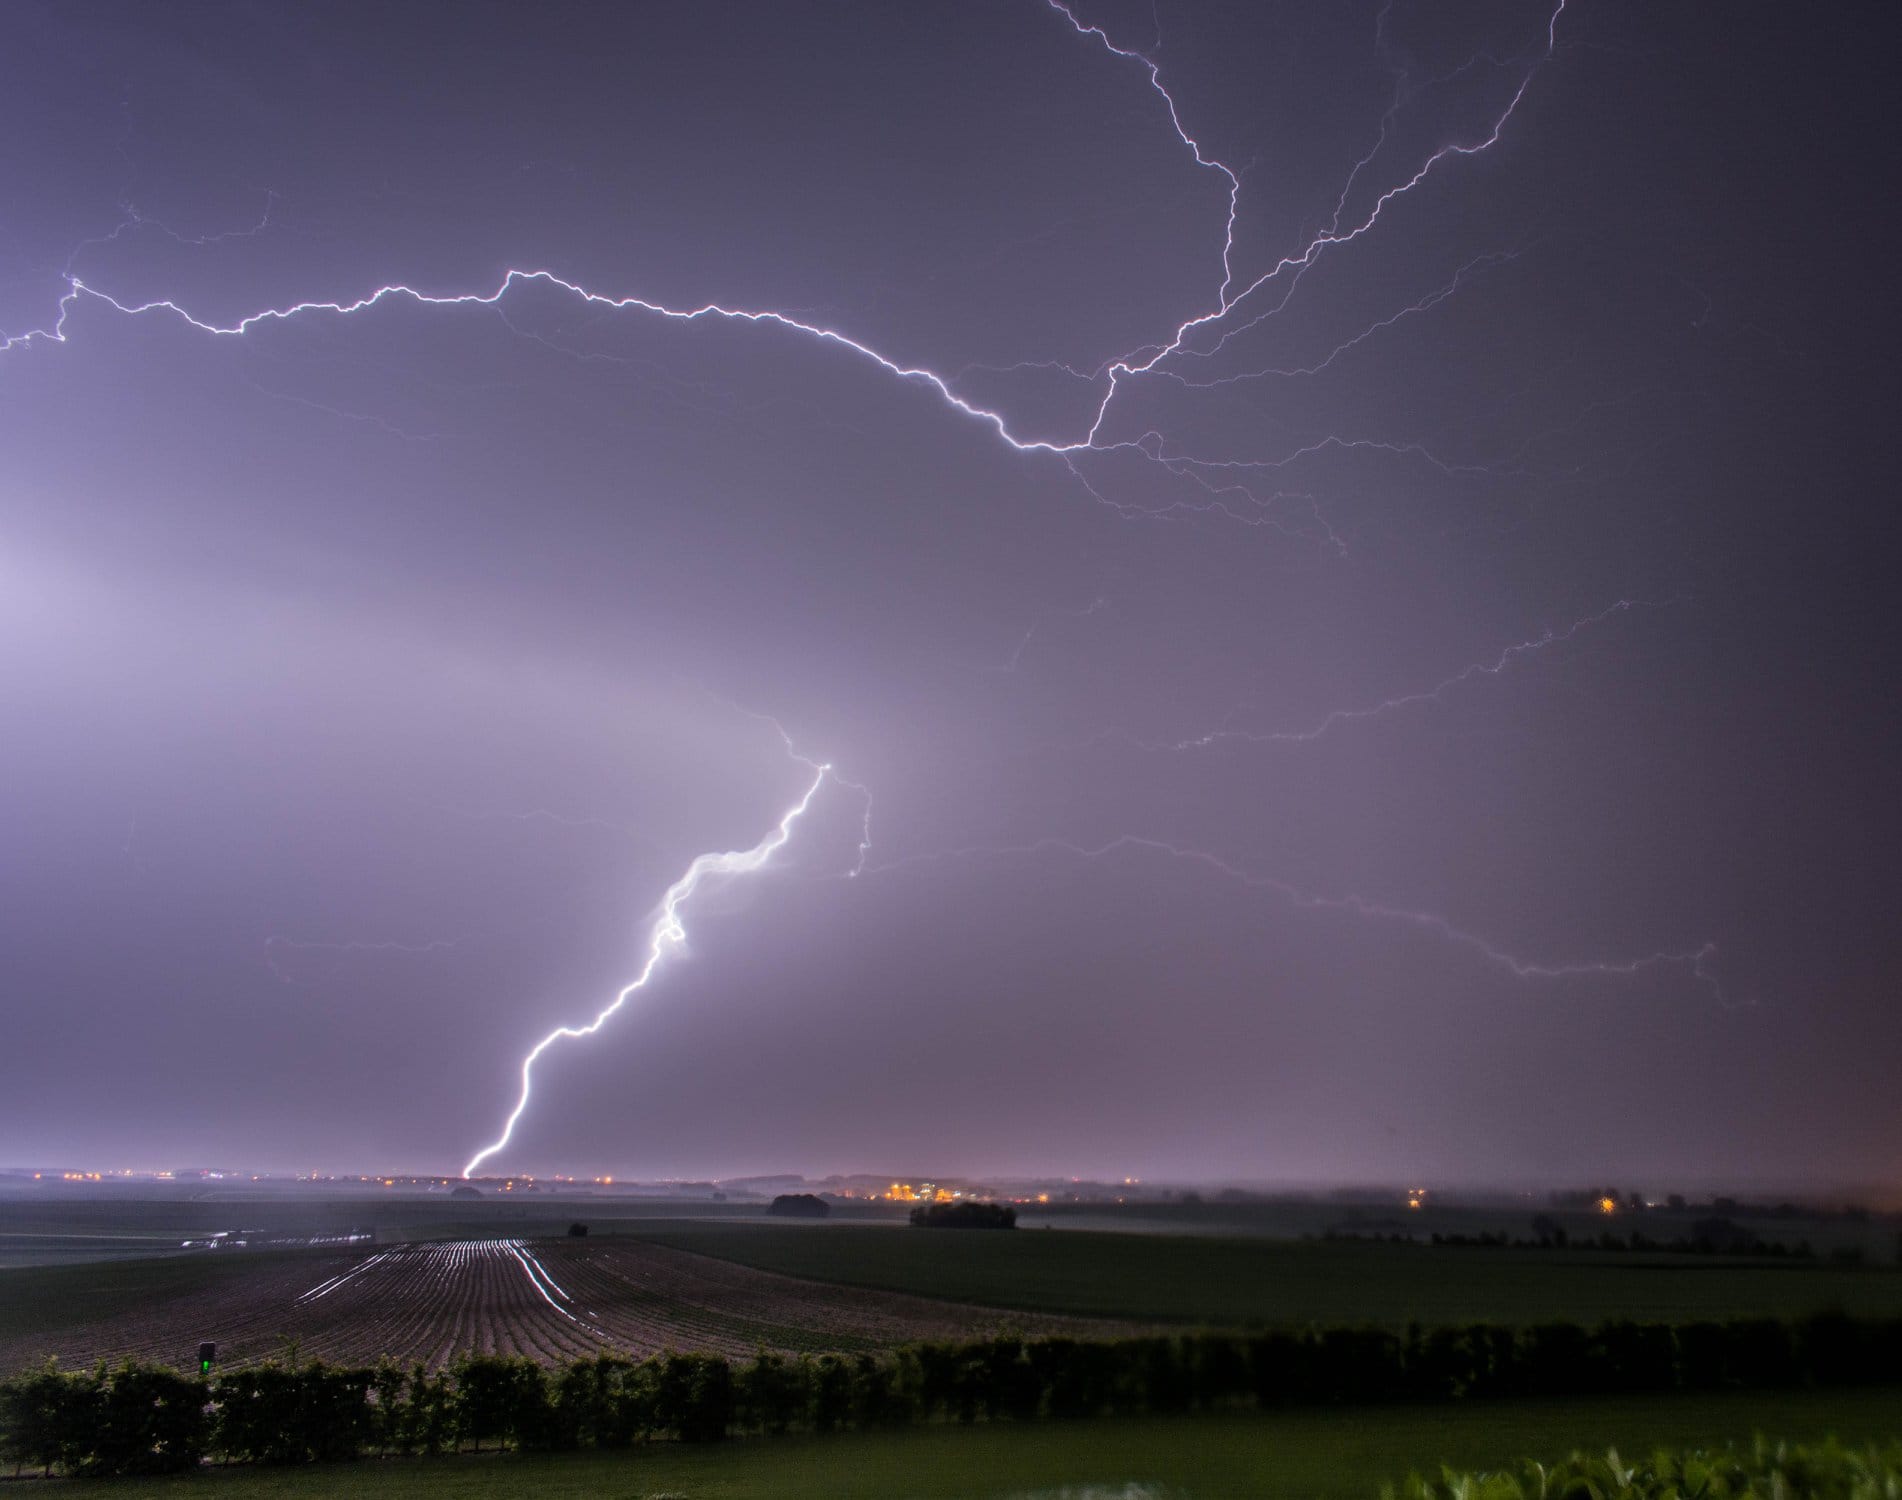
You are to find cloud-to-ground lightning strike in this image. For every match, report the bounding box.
[10,0,1732,1168]
[11,0,1695,1007]
[870,835,1728,1006]
[461,758,838,1179]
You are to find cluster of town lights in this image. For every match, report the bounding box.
[884,1182,962,1203]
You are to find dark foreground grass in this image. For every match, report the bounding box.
[47,1388,1902,1499]
[622,1220,1902,1328]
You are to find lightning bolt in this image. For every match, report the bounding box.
[65,190,278,262]
[870,835,1728,1005]
[1127,596,1684,754]
[994,593,1112,674]
[1160,248,1525,387]
[461,754,842,1179]
[4,0,1718,1148]
[1,0,1570,538]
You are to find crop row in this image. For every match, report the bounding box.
[0,1236,1115,1373]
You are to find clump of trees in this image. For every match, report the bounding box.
[4,1313,1899,1477]
[909,1200,1015,1229]
[768,1193,829,1218]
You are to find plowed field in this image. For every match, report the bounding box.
[0,1236,1128,1372]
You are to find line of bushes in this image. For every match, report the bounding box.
[4,1312,1899,1477]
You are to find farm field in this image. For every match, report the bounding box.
[0,1235,1126,1373]
[0,1190,812,1270]
[6,1199,1900,1379]
[46,1388,1902,1499]
[617,1220,1902,1328]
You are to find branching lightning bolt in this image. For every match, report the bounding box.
[461,755,841,1178]
[2,0,1570,534]
[1137,596,1683,753]
[994,593,1112,674]
[4,0,1733,1165]
[871,835,1728,1005]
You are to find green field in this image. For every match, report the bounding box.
[47,1388,1902,1499]
[617,1220,1902,1328]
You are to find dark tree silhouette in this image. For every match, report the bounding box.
[909,1200,1016,1229]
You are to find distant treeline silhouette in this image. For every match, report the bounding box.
[5,1313,1900,1477]
[1318,1221,1869,1262]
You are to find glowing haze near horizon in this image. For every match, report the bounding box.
[3,1,1897,1188]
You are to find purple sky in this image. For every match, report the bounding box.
[2,1,1897,1188]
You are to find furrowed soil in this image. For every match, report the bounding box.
[0,1236,1130,1373]
[47,1388,1902,1500]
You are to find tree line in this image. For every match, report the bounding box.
[1321,1226,1844,1259]
[3,1312,1898,1477]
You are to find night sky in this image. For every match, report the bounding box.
[3,2,1897,1188]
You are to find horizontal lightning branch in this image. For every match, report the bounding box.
[1,0,1568,532]
[869,834,1725,1004]
[1119,596,1684,754]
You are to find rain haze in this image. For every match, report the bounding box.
[3,1,1897,1192]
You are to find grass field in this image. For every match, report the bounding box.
[45,1388,1902,1498]
[617,1220,1902,1328]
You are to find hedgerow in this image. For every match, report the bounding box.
[3,1312,1898,1477]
